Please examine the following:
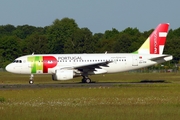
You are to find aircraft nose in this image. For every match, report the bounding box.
[5,64,13,73]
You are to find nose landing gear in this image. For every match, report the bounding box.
[29,74,34,84]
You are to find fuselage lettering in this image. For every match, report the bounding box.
[58,56,82,60]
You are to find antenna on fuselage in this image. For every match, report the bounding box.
[105,51,107,54]
[32,52,34,55]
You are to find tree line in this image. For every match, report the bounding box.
[0,18,180,68]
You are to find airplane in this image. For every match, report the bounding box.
[5,23,172,84]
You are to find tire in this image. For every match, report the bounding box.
[82,78,86,83]
[86,78,91,83]
[29,80,34,84]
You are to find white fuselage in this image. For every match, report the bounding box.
[5,53,173,75]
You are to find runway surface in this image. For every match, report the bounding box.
[0,80,167,89]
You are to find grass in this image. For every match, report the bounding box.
[1,72,180,119]
[0,97,5,103]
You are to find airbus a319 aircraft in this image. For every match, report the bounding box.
[6,23,172,84]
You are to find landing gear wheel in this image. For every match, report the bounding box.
[82,76,91,83]
[81,78,86,83]
[29,74,34,84]
[29,80,34,84]
[86,78,91,83]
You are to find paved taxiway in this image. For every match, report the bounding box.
[0,80,166,89]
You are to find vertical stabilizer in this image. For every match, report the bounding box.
[136,23,169,54]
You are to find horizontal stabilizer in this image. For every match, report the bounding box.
[149,55,173,61]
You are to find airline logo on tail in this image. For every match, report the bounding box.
[136,23,169,54]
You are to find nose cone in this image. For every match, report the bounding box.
[5,64,14,73]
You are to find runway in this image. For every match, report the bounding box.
[0,80,166,89]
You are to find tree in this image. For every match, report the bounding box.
[0,36,22,67]
[122,27,142,52]
[113,33,131,53]
[0,18,179,68]
[64,28,95,53]
[104,28,119,39]
[13,25,37,39]
[164,37,180,64]
[142,29,154,38]
[93,33,104,53]
[95,28,119,53]
[0,24,16,38]
[25,34,49,54]
[47,18,79,53]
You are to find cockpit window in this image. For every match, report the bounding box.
[13,60,22,63]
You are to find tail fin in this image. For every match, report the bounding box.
[136,23,169,54]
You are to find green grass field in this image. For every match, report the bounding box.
[1,72,180,120]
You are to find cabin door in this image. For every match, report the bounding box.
[132,56,138,66]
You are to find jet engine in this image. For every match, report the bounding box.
[52,69,74,81]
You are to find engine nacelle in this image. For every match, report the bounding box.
[52,69,74,81]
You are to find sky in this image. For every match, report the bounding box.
[0,0,180,33]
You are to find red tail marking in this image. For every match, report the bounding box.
[150,23,169,54]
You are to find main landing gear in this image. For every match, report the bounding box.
[29,74,34,84]
[81,76,91,83]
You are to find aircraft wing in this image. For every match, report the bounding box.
[73,61,112,71]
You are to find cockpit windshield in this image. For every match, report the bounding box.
[13,60,22,63]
